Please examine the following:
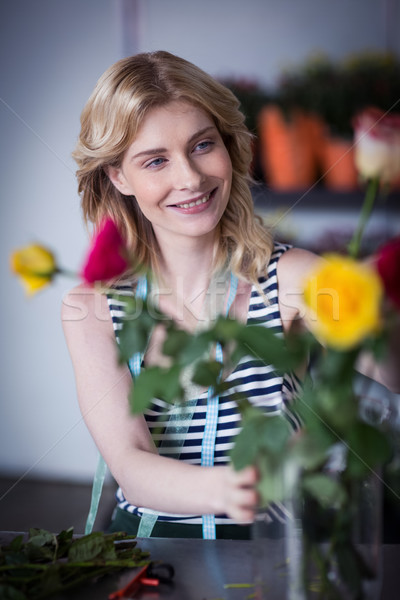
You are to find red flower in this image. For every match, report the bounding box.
[376,236,400,311]
[81,218,129,283]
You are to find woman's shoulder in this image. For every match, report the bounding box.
[266,242,320,278]
[277,245,320,272]
[61,276,136,316]
[275,245,322,318]
[62,282,106,318]
[61,285,130,386]
[61,282,115,345]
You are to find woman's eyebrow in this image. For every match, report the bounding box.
[130,126,217,160]
[187,125,216,143]
[130,147,166,160]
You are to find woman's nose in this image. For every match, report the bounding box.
[173,156,205,190]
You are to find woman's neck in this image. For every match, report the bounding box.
[158,230,217,283]
[152,232,220,329]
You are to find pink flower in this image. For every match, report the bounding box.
[353,107,400,184]
[81,218,129,284]
[376,236,400,311]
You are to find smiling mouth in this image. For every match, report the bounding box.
[172,191,213,209]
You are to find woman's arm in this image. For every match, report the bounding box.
[357,254,400,393]
[356,316,400,393]
[61,285,258,522]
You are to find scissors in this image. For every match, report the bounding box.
[109,561,175,599]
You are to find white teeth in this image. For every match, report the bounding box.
[176,193,210,209]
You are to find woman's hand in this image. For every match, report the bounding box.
[221,465,259,523]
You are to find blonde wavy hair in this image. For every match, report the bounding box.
[72,50,273,285]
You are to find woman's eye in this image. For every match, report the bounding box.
[146,157,165,168]
[194,140,214,152]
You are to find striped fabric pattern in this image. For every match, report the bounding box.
[107,242,302,525]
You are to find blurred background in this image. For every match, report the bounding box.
[1,0,399,534]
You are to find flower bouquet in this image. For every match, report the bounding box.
[10,106,400,599]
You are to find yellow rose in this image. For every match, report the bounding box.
[10,244,57,296]
[303,255,383,350]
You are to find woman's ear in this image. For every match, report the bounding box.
[106,165,134,196]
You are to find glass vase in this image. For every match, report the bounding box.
[252,471,382,600]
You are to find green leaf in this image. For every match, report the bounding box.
[257,454,287,504]
[302,473,347,509]
[4,552,29,566]
[229,344,248,366]
[230,407,290,473]
[346,422,392,478]
[229,402,266,470]
[165,329,215,368]
[230,419,260,471]
[362,329,389,362]
[214,379,238,399]
[157,365,183,403]
[212,316,243,342]
[237,325,298,372]
[316,387,358,432]
[27,529,55,548]
[335,543,362,596]
[290,433,329,470]
[129,368,160,413]
[317,347,360,384]
[39,567,62,597]
[180,332,214,366]
[192,360,222,387]
[129,365,183,414]
[162,328,191,358]
[295,382,344,444]
[67,532,105,562]
[0,529,150,600]
[8,536,24,553]
[117,311,154,362]
[55,528,74,559]
[26,530,57,562]
[101,539,117,561]
[0,584,28,600]
[258,414,291,455]
[235,397,260,420]
[115,293,170,364]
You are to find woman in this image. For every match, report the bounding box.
[63,51,398,539]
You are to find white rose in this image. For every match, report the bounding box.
[353,107,400,184]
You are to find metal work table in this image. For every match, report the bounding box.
[1,534,399,599]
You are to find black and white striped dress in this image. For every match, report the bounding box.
[107,242,302,525]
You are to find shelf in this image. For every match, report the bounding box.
[249,183,399,255]
[251,184,400,213]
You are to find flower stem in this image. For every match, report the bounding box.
[347,177,380,259]
[56,267,78,279]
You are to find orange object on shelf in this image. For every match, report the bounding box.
[257,105,317,191]
[320,135,359,191]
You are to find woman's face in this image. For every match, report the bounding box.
[108,101,232,247]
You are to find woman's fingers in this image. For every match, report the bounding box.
[235,465,259,486]
[223,465,259,523]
